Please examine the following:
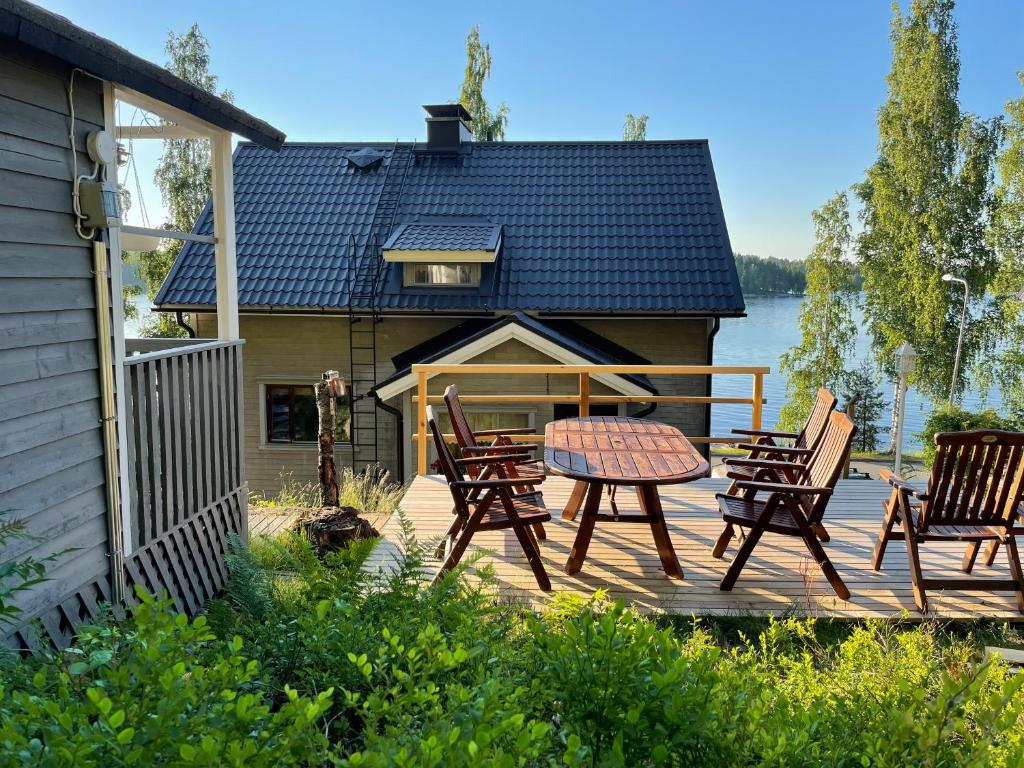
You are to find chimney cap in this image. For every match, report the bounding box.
[423,103,472,122]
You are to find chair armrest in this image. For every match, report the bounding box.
[475,428,538,437]
[455,476,546,489]
[455,453,534,467]
[731,427,799,439]
[879,468,929,500]
[736,444,814,456]
[735,480,833,496]
[724,458,805,472]
[461,443,537,455]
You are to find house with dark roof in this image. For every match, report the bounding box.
[156,104,744,492]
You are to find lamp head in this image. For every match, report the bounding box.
[942,273,954,282]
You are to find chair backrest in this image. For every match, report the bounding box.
[798,411,856,522]
[796,388,838,452]
[919,430,1024,531]
[426,406,470,517]
[444,385,478,449]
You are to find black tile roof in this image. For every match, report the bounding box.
[383,221,502,253]
[156,140,744,315]
[0,0,284,149]
[375,312,657,394]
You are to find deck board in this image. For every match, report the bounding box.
[365,475,1024,619]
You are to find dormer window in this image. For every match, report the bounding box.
[384,220,499,290]
[404,263,480,287]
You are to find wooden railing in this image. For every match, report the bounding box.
[124,340,245,547]
[412,363,769,474]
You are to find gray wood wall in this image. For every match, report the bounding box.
[0,41,113,645]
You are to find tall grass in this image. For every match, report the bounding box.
[249,465,405,514]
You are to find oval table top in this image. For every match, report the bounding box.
[544,416,709,486]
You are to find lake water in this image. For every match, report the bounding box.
[711,294,1004,451]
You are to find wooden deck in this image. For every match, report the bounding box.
[366,475,1024,619]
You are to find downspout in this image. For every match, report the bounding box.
[703,317,721,463]
[93,240,126,604]
[175,311,197,338]
[374,393,405,479]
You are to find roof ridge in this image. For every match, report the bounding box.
[237,138,711,148]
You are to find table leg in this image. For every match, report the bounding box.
[562,479,588,520]
[637,485,683,579]
[565,482,602,574]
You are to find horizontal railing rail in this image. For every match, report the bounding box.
[411,363,770,474]
[124,339,245,547]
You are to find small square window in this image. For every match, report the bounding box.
[403,263,480,288]
[265,384,351,444]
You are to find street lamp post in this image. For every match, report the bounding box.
[893,342,917,478]
[942,273,969,405]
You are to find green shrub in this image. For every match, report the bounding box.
[0,589,332,767]
[6,524,1024,766]
[919,405,1018,466]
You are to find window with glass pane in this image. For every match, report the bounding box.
[403,263,480,287]
[265,384,351,443]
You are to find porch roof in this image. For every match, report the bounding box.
[374,312,658,401]
[0,0,285,148]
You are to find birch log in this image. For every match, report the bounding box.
[316,372,340,507]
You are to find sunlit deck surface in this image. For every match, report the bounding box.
[366,475,1024,619]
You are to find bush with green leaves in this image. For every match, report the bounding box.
[0,589,332,767]
[919,404,1019,467]
[5,519,1024,765]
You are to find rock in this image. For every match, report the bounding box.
[296,506,379,556]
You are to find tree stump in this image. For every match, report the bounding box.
[297,507,379,556]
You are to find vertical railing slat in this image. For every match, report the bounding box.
[417,370,428,475]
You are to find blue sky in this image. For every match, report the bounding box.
[49,0,1024,258]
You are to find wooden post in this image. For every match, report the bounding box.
[751,372,763,431]
[417,370,428,475]
[211,131,239,341]
[317,370,340,506]
[579,372,590,417]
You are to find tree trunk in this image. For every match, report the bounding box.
[316,373,339,507]
[885,378,901,454]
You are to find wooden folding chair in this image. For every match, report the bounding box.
[871,430,1024,614]
[443,384,546,540]
[428,406,552,591]
[712,411,856,599]
[727,387,837,494]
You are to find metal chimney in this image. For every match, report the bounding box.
[422,104,473,151]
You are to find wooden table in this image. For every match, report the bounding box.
[544,416,709,579]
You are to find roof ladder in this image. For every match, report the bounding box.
[347,143,415,473]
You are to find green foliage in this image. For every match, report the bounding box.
[856,0,1002,403]
[979,73,1024,415]
[0,589,332,766]
[622,113,648,141]
[0,512,70,630]
[842,358,889,452]
[137,24,232,338]
[734,252,807,294]
[459,25,508,141]
[7,524,1024,765]
[918,404,1019,466]
[778,192,859,431]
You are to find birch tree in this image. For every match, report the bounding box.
[459,26,508,141]
[139,24,232,336]
[623,114,648,141]
[855,0,1001,407]
[778,192,858,431]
